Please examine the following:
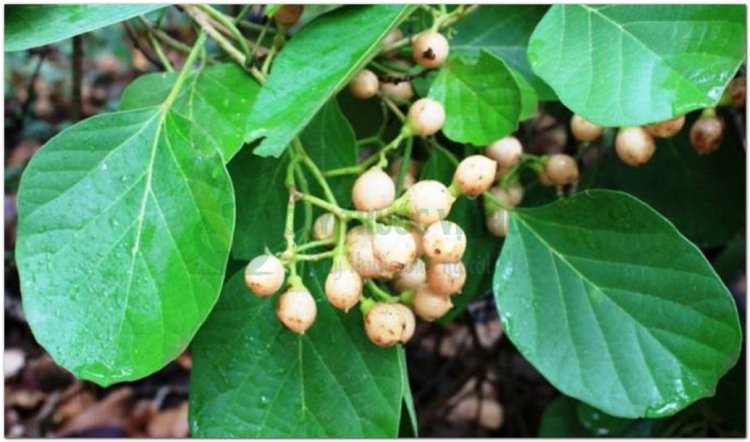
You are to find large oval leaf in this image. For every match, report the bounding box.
[494,190,741,418]
[246,5,415,158]
[189,263,407,437]
[119,64,259,161]
[451,5,554,100]
[5,5,165,52]
[527,5,746,126]
[16,73,236,386]
[428,50,522,146]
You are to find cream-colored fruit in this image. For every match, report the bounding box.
[313,213,336,242]
[244,254,285,296]
[379,80,414,101]
[422,221,466,263]
[507,184,524,206]
[427,261,467,296]
[352,167,396,210]
[411,30,449,69]
[544,154,579,185]
[570,114,604,142]
[393,258,427,291]
[325,256,362,312]
[486,209,509,238]
[372,224,418,272]
[407,98,446,137]
[402,180,455,226]
[453,155,498,196]
[365,303,406,347]
[645,116,685,138]
[392,303,416,343]
[349,69,379,100]
[615,127,656,167]
[413,285,453,321]
[276,288,317,334]
[346,226,390,279]
[485,136,523,169]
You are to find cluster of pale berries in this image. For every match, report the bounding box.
[243,150,512,346]
[571,109,727,168]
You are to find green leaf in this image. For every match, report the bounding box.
[494,190,742,418]
[538,396,591,437]
[451,5,555,100]
[246,5,415,158]
[300,100,358,206]
[228,148,290,260]
[189,263,405,437]
[119,64,260,161]
[5,5,165,52]
[509,66,539,121]
[584,114,745,248]
[399,347,419,437]
[527,5,746,126]
[429,50,522,146]
[16,90,235,385]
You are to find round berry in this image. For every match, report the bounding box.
[352,167,396,211]
[488,186,513,207]
[485,136,523,169]
[690,116,724,155]
[244,254,285,296]
[346,226,390,279]
[645,116,685,139]
[401,180,456,226]
[365,303,406,347]
[453,155,498,196]
[383,28,403,47]
[413,285,453,322]
[507,184,524,206]
[379,80,414,101]
[392,303,416,343]
[615,127,656,167]
[372,224,418,272]
[486,209,509,238]
[313,213,336,242]
[427,261,466,296]
[325,256,362,312]
[411,30,449,69]
[544,154,579,186]
[570,114,604,142]
[422,221,466,263]
[407,98,446,137]
[349,69,379,100]
[276,287,316,334]
[537,170,555,187]
[392,258,427,291]
[274,5,303,26]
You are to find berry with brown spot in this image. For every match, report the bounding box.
[645,116,685,138]
[411,30,449,69]
[422,221,466,263]
[276,287,317,334]
[413,284,453,321]
[244,254,285,297]
[690,115,724,155]
[453,155,498,196]
[427,261,467,296]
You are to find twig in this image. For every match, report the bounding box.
[138,16,191,54]
[71,35,83,121]
[123,21,165,70]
